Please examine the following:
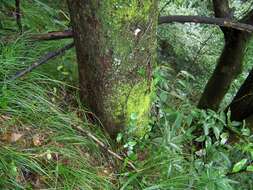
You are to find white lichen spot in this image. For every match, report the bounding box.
[134,28,141,36]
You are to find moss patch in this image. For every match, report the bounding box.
[98,0,157,135]
[105,1,156,133]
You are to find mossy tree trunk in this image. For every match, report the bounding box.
[67,1,157,137]
[198,0,253,110]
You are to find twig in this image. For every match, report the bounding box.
[31,29,73,41]
[159,15,253,33]
[0,27,17,32]
[9,42,74,81]
[191,33,213,66]
[159,0,171,15]
[15,0,22,33]
[73,125,137,171]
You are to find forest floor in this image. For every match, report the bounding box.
[1,1,253,189]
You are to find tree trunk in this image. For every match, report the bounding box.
[198,30,250,110]
[227,67,253,121]
[198,0,252,110]
[67,1,157,137]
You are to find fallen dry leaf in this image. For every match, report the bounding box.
[33,134,43,146]
[1,132,23,143]
[0,115,11,122]
[10,133,23,142]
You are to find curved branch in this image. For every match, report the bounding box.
[158,15,253,33]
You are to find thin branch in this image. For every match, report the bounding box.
[158,15,253,33]
[15,0,22,33]
[9,42,74,81]
[31,29,73,41]
[191,33,214,66]
[29,14,253,42]
[73,125,137,171]
[159,0,171,15]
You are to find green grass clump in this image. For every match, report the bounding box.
[0,21,113,190]
[1,1,253,190]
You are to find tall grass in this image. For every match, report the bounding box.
[0,1,115,188]
[0,35,114,189]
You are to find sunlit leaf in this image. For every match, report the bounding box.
[232,159,247,173]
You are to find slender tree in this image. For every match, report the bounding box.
[198,0,253,110]
[15,0,22,33]
[67,1,157,137]
[227,66,253,122]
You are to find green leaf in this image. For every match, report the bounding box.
[10,161,18,177]
[246,165,253,172]
[57,65,63,71]
[241,127,250,136]
[195,135,205,142]
[116,133,123,142]
[173,113,182,129]
[130,113,138,121]
[232,159,247,173]
[220,133,229,145]
[203,124,209,136]
[213,127,220,140]
[128,141,137,147]
[231,121,242,127]
[178,79,186,88]
[160,91,168,102]
[186,115,193,126]
[205,136,212,149]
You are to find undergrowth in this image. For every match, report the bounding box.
[1,1,253,190]
[0,36,115,189]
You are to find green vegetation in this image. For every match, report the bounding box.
[1,0,253,189]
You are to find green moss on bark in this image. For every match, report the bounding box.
[68,0,157,136]
[101,0,158,135]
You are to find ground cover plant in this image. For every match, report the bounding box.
[1,0,253,189]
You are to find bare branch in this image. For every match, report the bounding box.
[31,30,73,41]
[29,13,253,42]
[73,125,137,171]
[9,42,74,81]
[159,0,171,15]
[158,15,253,33]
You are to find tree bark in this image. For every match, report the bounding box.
[15,0,22,33]
[67,1,157,137]
[198,0,252,110]
[227,67,253,121]
[198,30,250,110]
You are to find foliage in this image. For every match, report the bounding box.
[1,0,253,190]
[0,2,112,189]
